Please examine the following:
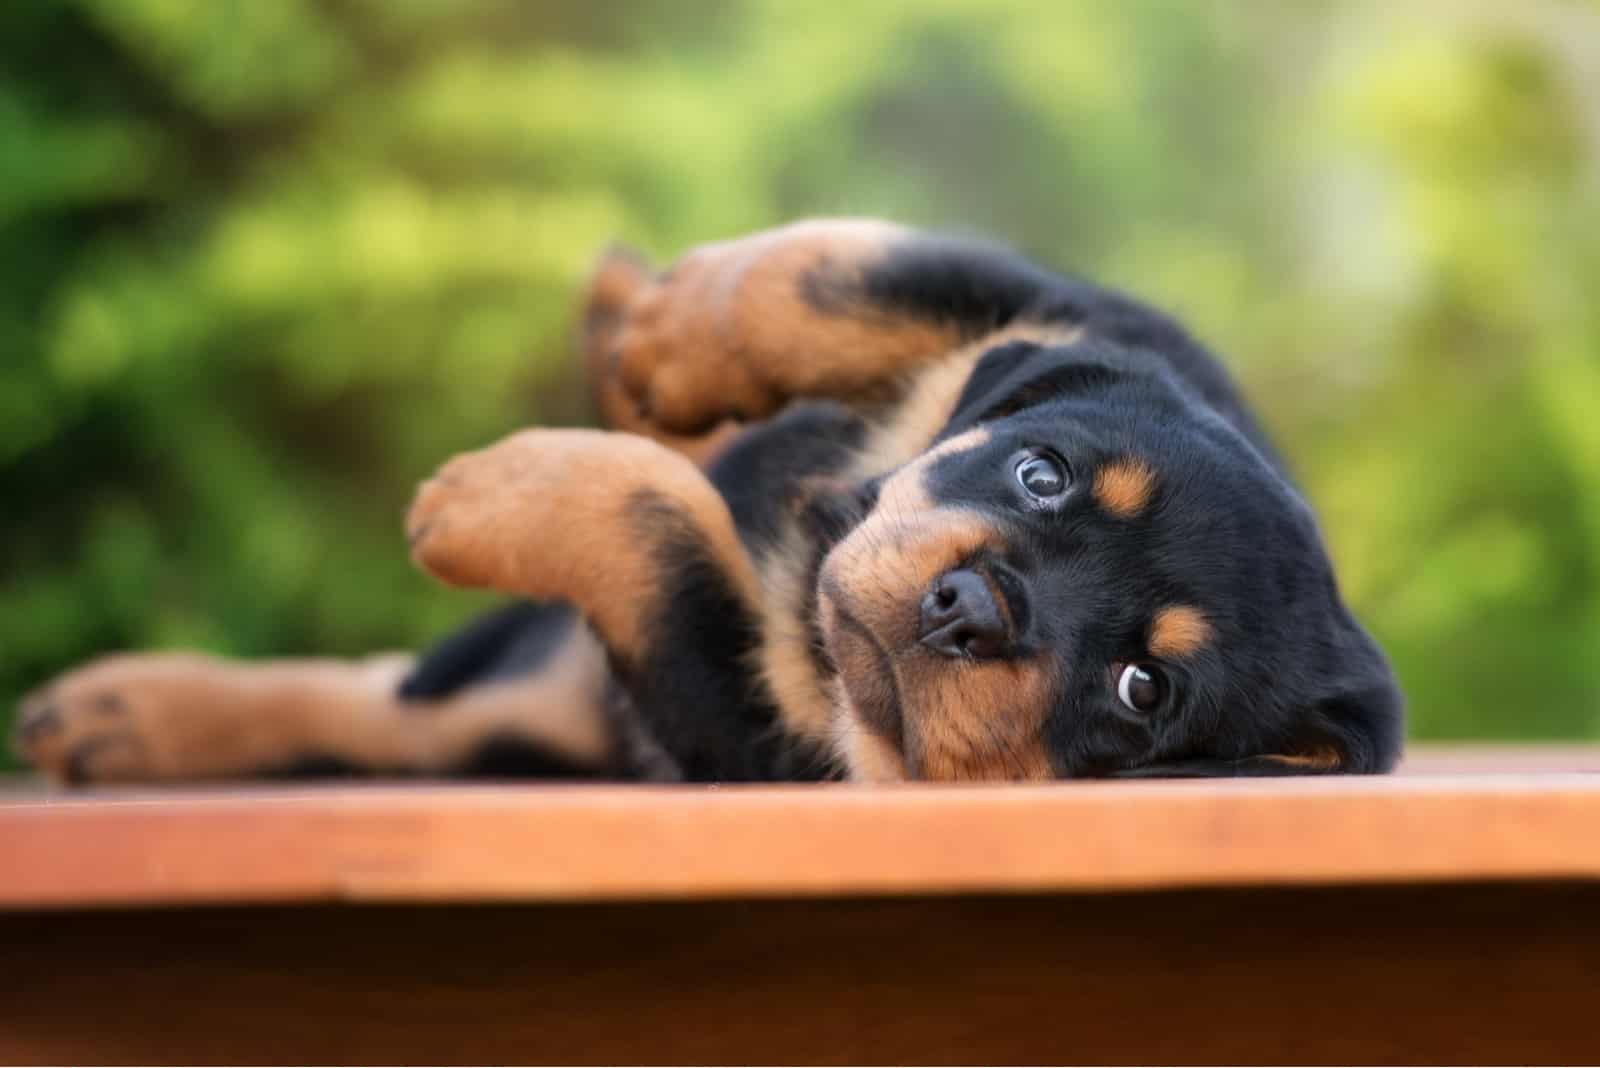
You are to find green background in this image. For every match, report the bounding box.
[4,0,1599,763]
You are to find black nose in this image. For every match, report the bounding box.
[919,569,1011,659]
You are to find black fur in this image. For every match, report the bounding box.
[861,236,1278,460]
[923,338,1399,775]
[397,227,1402,781]
[399,600,578,701]
[260,754,368,778]
[456,734,600,779]
[251,740,598,780]
[621,488,818,781]
[711,400,868,551]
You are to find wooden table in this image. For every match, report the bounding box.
[4,745,1599,1064]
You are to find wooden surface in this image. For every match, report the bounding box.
[6,746,1600,1063]
[3,745,1600,909]
[3,885,1598,1064]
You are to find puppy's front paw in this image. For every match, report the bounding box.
[404,427,751,661]
[406,434,534,591]
[406,428,629,594]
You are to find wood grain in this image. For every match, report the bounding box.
[3,746,1600,909]
[5,886,1600,1064]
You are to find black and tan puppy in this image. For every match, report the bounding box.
[14,219,1403,784]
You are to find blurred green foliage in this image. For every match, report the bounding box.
[3,0,1598,762]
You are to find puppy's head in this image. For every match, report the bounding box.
[817,338,1403,781]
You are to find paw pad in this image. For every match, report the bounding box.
[12,674,156,784]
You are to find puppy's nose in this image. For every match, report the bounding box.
[919,569,1011,659]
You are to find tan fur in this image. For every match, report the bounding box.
[407,428,759,667]
[1261,747,1342,772]
[848,321,1084,481]
[753,324,1081,753]
[823,430,998,618]
[831,692,910,783]
[587,250,1087,769]
[1149,604,1212,659]
[1093,457,1156,519]
[581,247,743,468]
[909,659,1056,781]
[588,241,1082,753]
[14,630,612,784]
[592,221,1080,465]
[753,522,838,745]
[817,428,1056,781]
[15,219,1334,787]
[611,219,963,432]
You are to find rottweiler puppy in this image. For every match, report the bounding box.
[14,219,1403,784]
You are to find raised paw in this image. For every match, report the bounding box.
[14,654,224,783]
[406,427,757,664]
[407,428,615,593]
[607,238,781,434]
[600,220,949,434]
[581,245,743,465]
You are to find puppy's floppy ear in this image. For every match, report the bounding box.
[941,338,1127,438]
[1117,676,1406,779]
[1286,676,1406,774]
[1114,757,1341,779]
[1262,626,1406,775]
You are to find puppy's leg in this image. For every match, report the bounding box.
[406,429,807,780]
[594,218,1091,434]
[579,244,743,467]
[13,622,625,784]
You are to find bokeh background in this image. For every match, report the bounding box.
[4,0,1599,763]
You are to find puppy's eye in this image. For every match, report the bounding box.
[1116,662,1167,714]
[1014,452,1070,500]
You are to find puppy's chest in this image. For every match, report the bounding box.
[746,345,986,745]
[755,344,986,582]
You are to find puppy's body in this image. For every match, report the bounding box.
[16,221,1402,784]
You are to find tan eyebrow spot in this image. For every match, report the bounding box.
[1149,604,1211,659]
[1093,457,1155,519]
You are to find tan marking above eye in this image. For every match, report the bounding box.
[1148,604,1211,659]
[846,322,1085,483]
[1093,457,1156,518]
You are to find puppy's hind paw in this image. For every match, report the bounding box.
[12,660,176,784]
